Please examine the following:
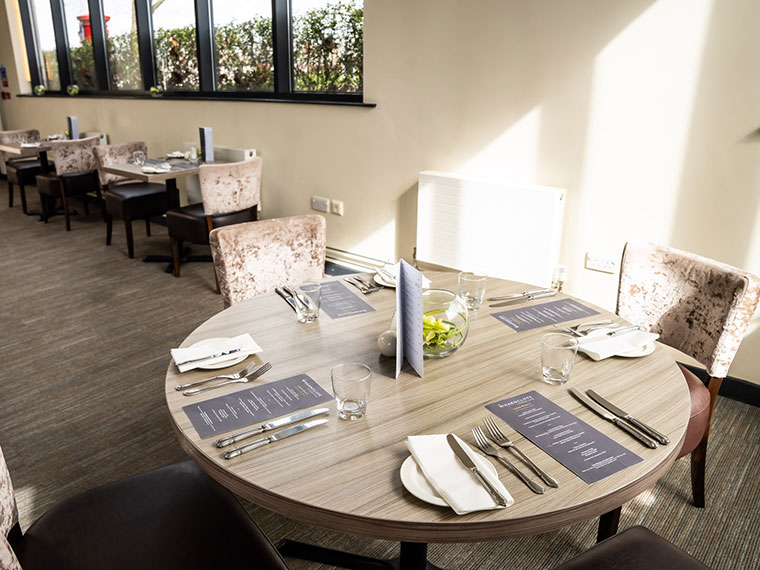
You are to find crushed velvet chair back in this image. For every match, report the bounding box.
[199,158,262,216]
[0,444,21,570]
[0,129,40,162]
[617,241,760,379]
[50,136,100,176]
[210,215,326,308]
[93,141,148,187]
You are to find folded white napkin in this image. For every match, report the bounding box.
[172,334,262,372]
[577,328,659,361]
[380,263,432,288]
[142,163,172,174]
[166,151,185,158]
[406,434,513,515]
[20,142,41,148]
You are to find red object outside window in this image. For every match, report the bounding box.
[77,15,110,41]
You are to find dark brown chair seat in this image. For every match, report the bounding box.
[6,459,289,570]
[552,526,710,569]
[6,159,44,214]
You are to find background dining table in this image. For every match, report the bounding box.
[164,271,690,570]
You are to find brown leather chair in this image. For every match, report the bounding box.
[210,215,327,308]
[553,526,710,569]
[0,443,289,570]
[35,137,104,229]
[0,129,44,214]
[167,157,262,278]
[93,142,169,258]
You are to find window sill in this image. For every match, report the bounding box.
[18,91,376,108]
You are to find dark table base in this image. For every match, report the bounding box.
[278,540,444,570]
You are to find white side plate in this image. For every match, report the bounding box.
[188,337,248,370]
[400,455,499,506]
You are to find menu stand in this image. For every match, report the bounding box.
[279,540,443,570]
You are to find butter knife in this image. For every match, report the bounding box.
[568,388,658,449]
[223,418,329,459]
[275,287,297,312]
[487,288,554,302]
[489,289,557,308]
[446,434,508,506]
[586,390,670,445]
[215,407,330,448]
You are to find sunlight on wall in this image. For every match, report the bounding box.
[571,0,713,302]
[455,106,542,183]
[352,218,395,262]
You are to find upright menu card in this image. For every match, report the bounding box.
[199,126,213,162]
[486,391,642,484]
[395,259,424,378]
[67,116,78,140]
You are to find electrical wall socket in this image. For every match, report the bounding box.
[311,195,330,213]
[331,199,344,216]
[585,252,617,274]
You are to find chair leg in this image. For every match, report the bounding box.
[689,375,723,508]
[125,219,135,259]
[39,193,48,223]
[171,237,181,277]
[19,183,28,214]
[106,215,113,245]
[145,218,151,236]
[597,506,621,542]
[61,192,71,231]
[7,182,12,207]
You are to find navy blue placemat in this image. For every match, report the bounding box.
[319,281,375,319]
[492,298,599,332]
[183,374,332,438]
[486,391,642,484]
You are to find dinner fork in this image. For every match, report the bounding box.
[353,275,379,292]
[175,361,259,391]
[483,417,559,488]
[344,276,376,294]
[471,427,545,494]
[183,362,272,396]
[553,320,613,336]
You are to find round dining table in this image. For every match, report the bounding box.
[165,271,690,570]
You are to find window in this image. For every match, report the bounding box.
[18,0,364,103]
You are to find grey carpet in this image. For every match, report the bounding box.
[0,181,758,569]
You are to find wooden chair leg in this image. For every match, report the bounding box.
[61,191,71,231]
[19,183,28,214]
[596,506,621,543]
[106,215,113,245]
[7,182,12,207]
[689,375,723,508]
[125,219,135,259]
[39,193,48,223]
[171,237,181,277]
[145,218,151,237]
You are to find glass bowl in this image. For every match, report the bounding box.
[422,289,469,358]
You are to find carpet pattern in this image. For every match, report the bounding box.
[0,181,757,569]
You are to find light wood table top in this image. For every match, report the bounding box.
[0,141,52,155]
[101,159,202,184]
[165,272,690,543]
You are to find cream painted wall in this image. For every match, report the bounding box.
[1,0,758,383]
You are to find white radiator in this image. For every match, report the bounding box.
[183,144,257,205]
[416,171,565,288]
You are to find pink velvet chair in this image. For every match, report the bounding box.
[0,129,44,214]
[595,242,759,541]
[0,442,289,570]
[209,215,326,308]
[166,158,262,278]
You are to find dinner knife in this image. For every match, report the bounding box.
[275,287,297,312]
[568,388,659,449]
[446,434,508,507]
[586,390,670,445]
[489,289,557,308]
[487,288,555,302]
[283,285,312,310]
[175,348,241,366]
[223,418,329,459]
[215,407,330,448]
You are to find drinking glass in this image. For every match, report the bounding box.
[331,363,372,420]
[295,282,320,323]
[458,272,487,311]
[541,333,578,385]
[131,150,146,165]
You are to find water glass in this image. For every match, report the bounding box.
[331,363,372,420]
[541,333,578,385]
[131,150,146,165]
[295,282,321,323]
[458,272,487,311]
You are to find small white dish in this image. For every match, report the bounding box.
[400,455,499,506]
[188,337,247,369]
[617,342,656,358]
[373,271,396,288]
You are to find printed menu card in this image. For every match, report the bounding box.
[395,260,424,378]
[183,374,332,438]
[319,280,375,319]
[492,298,599,332]
[486,391,642,484]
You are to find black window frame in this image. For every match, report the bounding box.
[17,0,365,105]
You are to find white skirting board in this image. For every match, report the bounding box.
[416,171,565,288]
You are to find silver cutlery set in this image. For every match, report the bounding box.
[176,361,272,396]
[487,288,557,308]
[343,275,380,294]
[569,388,670,448]
[275,285,317,313]
[554,320,641,338]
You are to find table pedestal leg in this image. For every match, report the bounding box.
[278,540,444,570]
[596,506,621,542]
